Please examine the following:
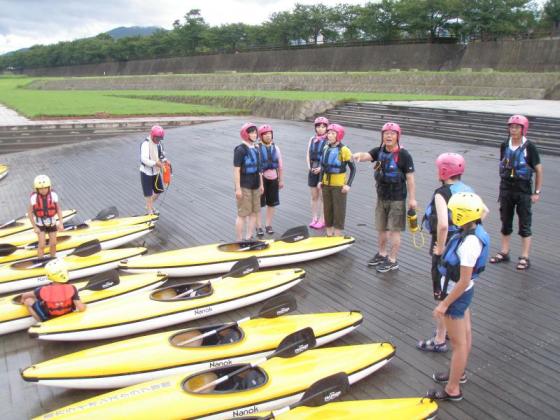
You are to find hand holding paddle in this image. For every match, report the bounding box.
[176,293,297,346]
[194,327,317,393]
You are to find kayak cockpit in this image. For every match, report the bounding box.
[169,325,243,347]
[183,366,267,394]
[11,256,55,270]
[150,283,213,301]
[218,241,269,252]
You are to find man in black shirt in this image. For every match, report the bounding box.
[490,115,543,270]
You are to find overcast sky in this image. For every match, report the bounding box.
[0,0,371,54]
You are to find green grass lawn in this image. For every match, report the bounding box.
[0,76,490,118]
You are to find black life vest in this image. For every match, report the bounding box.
[39,283,76,317]
[32,192,57,219]
[422,182,474,235]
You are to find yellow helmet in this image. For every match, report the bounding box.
[45,259,69,283]
[448,192,485,226]
[34,175,51,189]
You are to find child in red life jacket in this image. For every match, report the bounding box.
[21,259,86,322]
[28,175,64,258]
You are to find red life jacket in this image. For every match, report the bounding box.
[32,191,57,218]
[38,283,76,317]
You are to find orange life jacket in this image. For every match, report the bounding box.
[38,283,76,317]
[32,191,57,218]
[162,161,172,186]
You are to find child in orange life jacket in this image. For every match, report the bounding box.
[306,117,329,229]
[28,175,64,258]
[21,259,86,322]
[317,124,356,237]
[255,125,284,237]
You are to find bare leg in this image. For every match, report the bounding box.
[500,234,511,254]
[37,231,46,258]
[145,196,154,213]
[48,231,57,257]
[310,187,320,222]
[378,231,389,256]
[256,209,263,230]
[248,213,257,239]
[235,216,245,241]
[444,315,469,396]
[334,228,342,236]
[265,206,275,227]
[520,236,532,258]
[22,296,41,321]
[434,316,447,345]
[326,227,334,236]
[388,231,401,262]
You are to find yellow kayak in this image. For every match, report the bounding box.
[34,343,395,420]
[22,310,363,389]
[2,213,158,246]
[0,209,77,239]
[260,398,438,420]
[120,226,354,277]
[0,164,8,181]
[0,271,166,336]
[0,222,154,265]
[29,260,305,341]
[0,246,147,294]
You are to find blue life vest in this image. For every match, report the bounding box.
[438,224,490,294]
[499,141,533,181]
[422,181,474,235]
[309,137,327,166]
[374,149,404,184]
[259,144,279,171]
[242,145,260,175]
[322,145,346,174]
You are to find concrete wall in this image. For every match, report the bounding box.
[21,39,560,78]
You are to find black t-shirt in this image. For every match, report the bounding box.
[499,140,540,194]
[368,147,415,200]
[234,143,261,190]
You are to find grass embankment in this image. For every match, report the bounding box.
[0,76,490,118]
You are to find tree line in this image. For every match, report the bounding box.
[2,0,560,70]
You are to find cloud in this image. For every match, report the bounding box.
[0,0,369,54]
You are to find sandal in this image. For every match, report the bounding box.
[516,257,530,271]
[416,338,448,353]
[433,371,468,384]
[489,252,510,264]
[426,388,463,402]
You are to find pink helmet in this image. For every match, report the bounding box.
[507,115,529,136]
[150,125,164,139]
[327,123,345,142]
[436,153,466,181]
[240,122,257,141]
[314,116,329,126]
[382,122,401,140]
[258,124,273,138]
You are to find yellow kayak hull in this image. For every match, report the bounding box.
[120,236,355,277]
[28,268,305,341]
[269,398,438,420]
[0,222,154,266]
[0,247,147,294]
[2,214,158,246]
[0,164,8,181]
[34,343,395,420]
[0,272,166,336]
[0,210,76,239]
[22,311,363,389]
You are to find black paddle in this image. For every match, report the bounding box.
[69,240,102,257]
[176,293,297,346]
[77,270,120,291]
[236,372,350,420]
[0,237,100,257]
[194,327,317,393]
[169,257,260,300]
[0,218,19,229]
[90,207,119,221]
[277,226,309,243]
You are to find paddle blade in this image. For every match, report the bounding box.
[0,243,18,256]
[258,294,297,319]
[92,206,119,221]
[70,240,101,257]
[278,226,309,243]
[274,327,316,359]
[0,219,17,229]
[80,270,120,291]
[297,372,349,408]
[226,256,259,278]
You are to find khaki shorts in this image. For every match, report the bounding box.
[375,199,406,231]
[237,187,261,217]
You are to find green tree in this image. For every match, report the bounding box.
[330,4,363,41]
[396,0,462,40]
[355,0,402,41]
[543,0,560,34]
[174,9,209,54]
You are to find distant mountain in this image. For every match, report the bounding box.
[105,26,164,39]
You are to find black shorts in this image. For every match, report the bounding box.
[140,172,163,197]
[261,178,280,207]
[38,225,57,233]
[308,170,321,187]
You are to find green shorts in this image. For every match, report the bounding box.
[375,199,406,231]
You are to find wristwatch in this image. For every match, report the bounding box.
[534,190,541,195]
